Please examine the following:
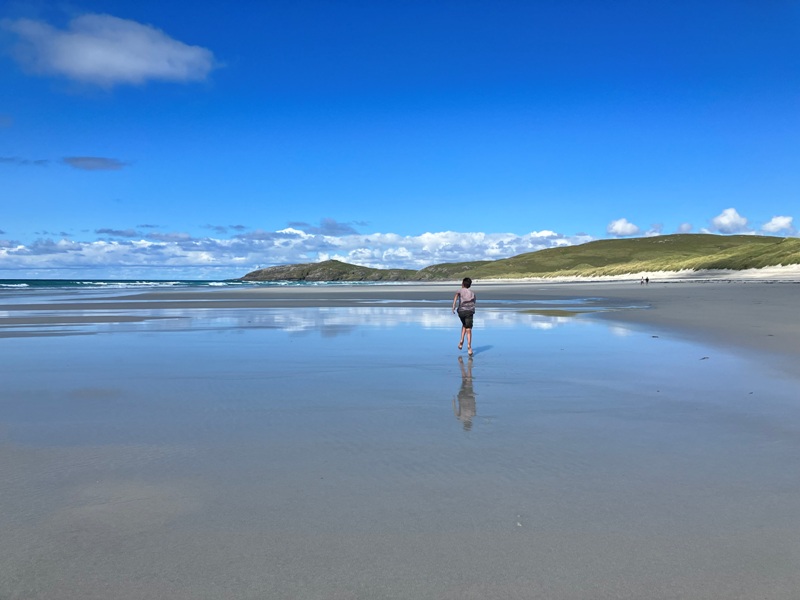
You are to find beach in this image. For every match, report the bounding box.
[1,279,799,599]
[5,277,798,367]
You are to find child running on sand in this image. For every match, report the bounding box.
[452,277,476,356]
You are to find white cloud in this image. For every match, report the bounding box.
[711,208,749,234]
[677,222,693,233]
[3,14,217,87]
[0,229,594,278]
[761,216,794,234]
[644,224,663,237]
[606,218,640,237]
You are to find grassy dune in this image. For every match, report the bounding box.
[242,234,800,281]
[415,234,800,280]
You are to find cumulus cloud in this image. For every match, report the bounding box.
[606,218,640,237]
[0,228,594,277]
[63,156,127,170]
[711,208,749,234]
[761,215,794,234]
[677,223,693,233]
[3,13,218,87]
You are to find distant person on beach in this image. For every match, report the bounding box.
[452,277,476,356]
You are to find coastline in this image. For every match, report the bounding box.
[1,275,798,370]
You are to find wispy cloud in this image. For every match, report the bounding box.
[95,228,140,238]
[205,224,249,234]
[63,156,127,171]
[35,230,73,238]
[677,222,693,233]
[606,218,640,237]
[3,13,218,88]
[2,155,127,169]
[286,218,360,236]
[146,232,194,242]
[0,156,49,166]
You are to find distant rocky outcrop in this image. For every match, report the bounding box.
[241,259,416,282]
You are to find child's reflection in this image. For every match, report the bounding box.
[453,356,476,431]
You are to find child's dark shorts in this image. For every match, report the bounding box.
[457,309,474,329]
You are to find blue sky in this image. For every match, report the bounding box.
[1,0,799,279]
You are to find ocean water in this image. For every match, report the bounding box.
[0,278,402,311]
[0,278,382,290]
[1,305,799,599]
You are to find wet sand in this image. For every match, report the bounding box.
[1,280,800,599]
[3,279,796,364]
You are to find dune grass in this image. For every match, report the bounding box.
[415,234,800,279]
[242,234,800,281]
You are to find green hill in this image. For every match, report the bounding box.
[241,234,800,281]
[416,234,800,279]
[241,259,416,282]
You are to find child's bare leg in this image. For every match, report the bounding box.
[458,326,466,349]
[466,329,473,354]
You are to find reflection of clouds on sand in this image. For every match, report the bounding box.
[609,325,634,337]
[453,356,476,431]
[1,305,595,338]
[246,308,584,337]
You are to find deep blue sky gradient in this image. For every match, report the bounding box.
[1,0,799,277]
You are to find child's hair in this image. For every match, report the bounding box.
[462,277,472,288]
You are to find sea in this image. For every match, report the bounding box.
[0,278,382,290]
[0,279,393,306]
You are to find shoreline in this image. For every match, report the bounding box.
[1,279,798,370]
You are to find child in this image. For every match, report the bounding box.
[452,277,476,356]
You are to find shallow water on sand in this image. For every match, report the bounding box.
[2,308,799,600]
